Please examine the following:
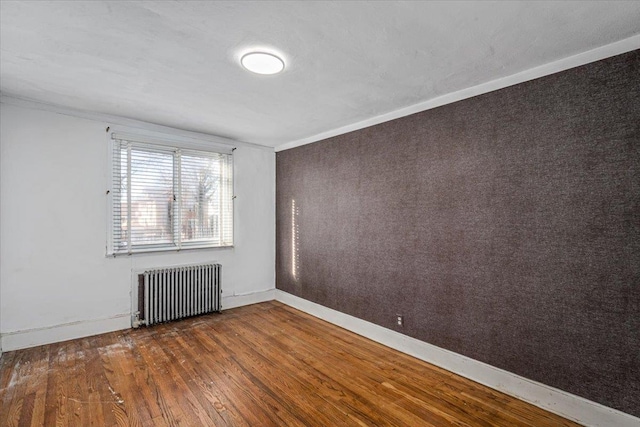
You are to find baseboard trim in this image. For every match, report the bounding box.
[222,288,276,310]
[1,288,277,352]
[275,290,639,427]
[1,314,131,352]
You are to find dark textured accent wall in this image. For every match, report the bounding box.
[276,50,640,416]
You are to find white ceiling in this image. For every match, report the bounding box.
[1,1,640,148]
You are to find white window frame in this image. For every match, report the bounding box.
[107,131,234,256]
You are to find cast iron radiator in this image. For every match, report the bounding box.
[135,264,222,327]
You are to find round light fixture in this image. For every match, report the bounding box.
[241,52,285,75]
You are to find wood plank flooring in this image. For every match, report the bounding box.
[0,301,580,426]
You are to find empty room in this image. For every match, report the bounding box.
[0,1,638,426]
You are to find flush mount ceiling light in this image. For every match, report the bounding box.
[241,52,285,75]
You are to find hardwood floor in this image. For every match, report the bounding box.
[0,301,580,426]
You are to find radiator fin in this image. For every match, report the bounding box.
[139,264,221,326]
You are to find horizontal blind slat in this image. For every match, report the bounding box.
[110,138,233,255]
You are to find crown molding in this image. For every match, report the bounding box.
[275,33,640,152]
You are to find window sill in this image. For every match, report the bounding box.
[107,244,234,257]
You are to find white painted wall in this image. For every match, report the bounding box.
[0,102,275,350]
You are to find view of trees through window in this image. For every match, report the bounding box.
[112,140,233,254]
[180,154,222,243]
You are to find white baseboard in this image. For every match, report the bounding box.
[1,314,131,352]
[222,288,276,310]
[0,288,277,352]
[275,290,639,427]
[0,288,276,353]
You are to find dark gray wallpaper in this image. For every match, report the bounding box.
[276,50,640,416]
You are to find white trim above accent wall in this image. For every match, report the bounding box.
[276,33,640,152]
[275,290,640,427]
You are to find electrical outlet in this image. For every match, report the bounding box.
[396,315,404,327]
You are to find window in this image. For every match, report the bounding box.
[109,135,233,255]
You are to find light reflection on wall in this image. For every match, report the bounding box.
[291,199,300,281]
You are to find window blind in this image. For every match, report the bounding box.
[110,136,233,255]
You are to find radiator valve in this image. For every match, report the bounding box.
[132,311,143,328]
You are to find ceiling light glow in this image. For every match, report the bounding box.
[241,52,285,75]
